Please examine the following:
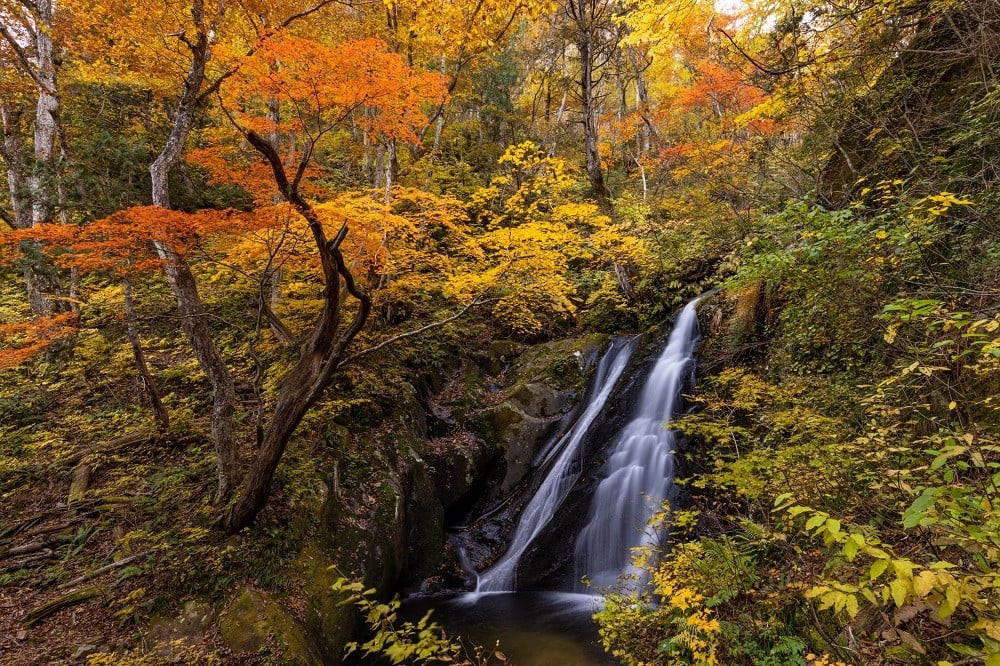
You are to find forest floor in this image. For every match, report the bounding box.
[0,429,302,665]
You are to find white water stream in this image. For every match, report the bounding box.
[474,336,639,593]
[470,297,702,597]
[574,298,702,589]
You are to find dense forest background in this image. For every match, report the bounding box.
[0,0,998,663]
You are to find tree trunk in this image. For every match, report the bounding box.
[224,131,372,532]
[384,139,396,204]
[0,105,47,313]
[0,0,68,314]
[628,46,653,157]
[31,0,58,227]
[148,21,241,503]
[124,278,169,433]
[571,0,612,207]
[1,106,31,230]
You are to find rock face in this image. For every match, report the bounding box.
[448,334,622,578]
[467,335,608,504]
[210,333,614,663]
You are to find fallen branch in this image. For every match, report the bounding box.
[59,431,154,468]
[0,540,54,559]
[22,519,83,539]
[0,514,50,541]
[55,550,152,590]
[1,549,56,573]
[24,587,105,627]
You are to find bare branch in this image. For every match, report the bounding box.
[337,294,495,369]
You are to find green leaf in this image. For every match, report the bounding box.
[805,513,827,531]
[903,488,938,528]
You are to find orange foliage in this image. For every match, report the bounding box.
[0,207,279,276]
[0,312,77,370]
[223,34,448,145]
[675,58,768,118]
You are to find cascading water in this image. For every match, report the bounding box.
[574,298,703,590]
[475,336,639,593]
[415,300,704,665]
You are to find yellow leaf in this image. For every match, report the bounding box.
[845,594,859,618]
[890,579,908,607]
[913,570,936,598]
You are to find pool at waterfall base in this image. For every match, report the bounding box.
[403,591,617,665]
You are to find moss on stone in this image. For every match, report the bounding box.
[295,544,358,664]
[218,588,321,665]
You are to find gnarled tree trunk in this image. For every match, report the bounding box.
[223,130,372,532]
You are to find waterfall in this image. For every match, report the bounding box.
[574,298,702,590]
[475,336,639,593]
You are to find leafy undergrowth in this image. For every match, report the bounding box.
[595,188,1000,665]
[0,307,429,664]
[0,407,321,663]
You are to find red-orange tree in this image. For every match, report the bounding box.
[215,33,446,530]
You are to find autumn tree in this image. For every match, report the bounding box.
[62,0,351,502]
[360,0,556,194]
[212,32,447,529]
[0,0,72,312]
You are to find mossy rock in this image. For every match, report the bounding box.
[473,340,527,375]
[218,588,321,665]
[401,454,446,587]
[507,334,608,391]
[511,382,573,418]
[295,544,358,664]
[467,334,613,494]
[473,402,551,493]
[424,435,492,509]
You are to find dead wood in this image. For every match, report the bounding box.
[24,586,105,627]
[55,550,152,590]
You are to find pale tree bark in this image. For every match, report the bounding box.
[0,0,69,312]
[148,0,241,503]
[30,0,58,226]
[384,139,396,204]
[1,106,32,230]
[0,104,47,313]
[627,46,654,158]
